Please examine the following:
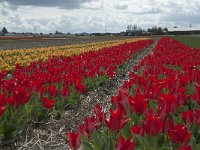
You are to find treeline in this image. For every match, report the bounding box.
[147,26,168,35]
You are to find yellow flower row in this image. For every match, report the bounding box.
[0,38,148,71]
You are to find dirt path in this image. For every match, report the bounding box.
[1,38,159,150]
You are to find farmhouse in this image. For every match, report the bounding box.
[0,27,9,36]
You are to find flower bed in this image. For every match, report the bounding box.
[67,37,200,150]
[0,38,147,71]
[0,39,153,142]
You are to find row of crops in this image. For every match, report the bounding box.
[67,37,200,150]
[0,38,147,71]
[0,38,153,143]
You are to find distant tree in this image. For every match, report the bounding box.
[55,31,63,34]
[147,26,168,35]
[94,33,101,36]
[133,24,137,30]
[157,27,163,35]
[163,28,168,34]
[127,24,132,30]
[127,24,139,31]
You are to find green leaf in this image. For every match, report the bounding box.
[16,118,28,134]
[100,143,110,150]
[122,121,131,139]
[81,136,93,150]
[191,135,200,150]
[3,123,17,140]
[0,125,4,134]
[157,134,165,147]
[195,143,200,150]
[158,147,173,150]
[91,131,104,150]
[37,109,49,122]
[134,134,150,149]
[82,141,93,150]
[0,125,4,141]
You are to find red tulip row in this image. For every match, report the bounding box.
[0,39,153,141]
[67,37,200,150]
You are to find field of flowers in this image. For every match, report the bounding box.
[0,38,153,143]
[0,38,147,71]
[67,37,200,150]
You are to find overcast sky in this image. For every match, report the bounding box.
[1,0,200,33]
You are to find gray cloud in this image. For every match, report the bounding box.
[163,13,200,25]
[126,8,162,15]
[2,0,94,9]
[1,9,10,16]
[114,4,128,10]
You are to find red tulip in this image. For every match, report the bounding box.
[195,109,200,127]
[42,97,55,109]
[0,94,6,106]
[143,113,163,136]
[130,94,148,114]
[116,135,137,150]
[105,107,130,132]
[150,84,161,99]
[93,104,105,124]
[111,90,131,109]
[48,85,58,97]
[75,83,86,94]
[67,131,81,150]
[79,117,97,138]
[0,106,6,117]
[177,87,188,105]
[182,110,194,124]
[62,86,70,97]
[168,124,191,146]
[38,86,47,97]
[158,93,178,119]
[196,85,200,96]
[162,118,174,133]
[131,124,145,136]
[13,86,31,107]
[111,95,119,108]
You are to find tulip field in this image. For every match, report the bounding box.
[67,37,200,150]
[0,36,200,150]
[0,38,146,71]
[0,37,151,147]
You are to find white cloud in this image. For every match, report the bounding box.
[1,0,200,33]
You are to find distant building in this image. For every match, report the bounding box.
[125,30,143,36]
[2,27,8,35]
[0,27,9,36]
[168,30,200,35]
